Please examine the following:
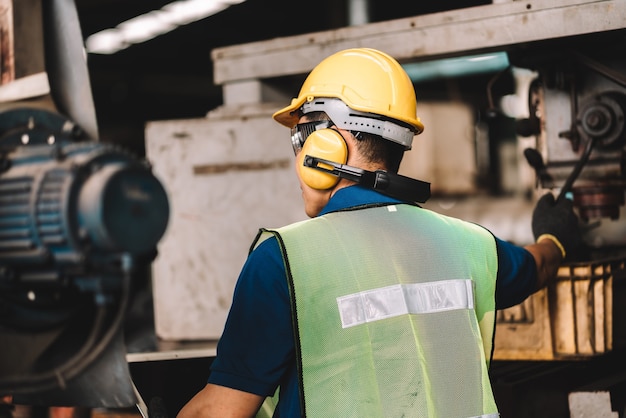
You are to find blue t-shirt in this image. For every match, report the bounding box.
[208,185,537,417]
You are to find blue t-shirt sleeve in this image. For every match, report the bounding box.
[208,235,293,396]
[495,236,538,309]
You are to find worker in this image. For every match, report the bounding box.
[176,48,583,418]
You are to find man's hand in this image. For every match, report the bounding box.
[532,192,585,261]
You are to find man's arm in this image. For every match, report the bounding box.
[524,238,564,292]
[177,383,264,418]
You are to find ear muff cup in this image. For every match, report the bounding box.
[297,129,348,190]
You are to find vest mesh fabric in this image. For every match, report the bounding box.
[257,204,499,418]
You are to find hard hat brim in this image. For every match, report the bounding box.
[273,96,308,128]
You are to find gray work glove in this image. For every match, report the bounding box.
[531,193,585,261]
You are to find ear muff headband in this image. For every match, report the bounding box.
[297,129,348,189]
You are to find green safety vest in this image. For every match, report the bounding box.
[254,203,500,418]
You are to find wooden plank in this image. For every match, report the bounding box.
[494,259,626,360]
[594,275,607,353]
[575,276,593,355]
[554,278,577,356]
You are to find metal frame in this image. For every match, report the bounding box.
[212,0,626,86]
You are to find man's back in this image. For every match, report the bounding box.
[263,201,499,417]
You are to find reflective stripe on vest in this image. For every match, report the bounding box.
[256,203,499,418]
[338,279,474,328]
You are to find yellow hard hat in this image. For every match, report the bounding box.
[272,48,424,149]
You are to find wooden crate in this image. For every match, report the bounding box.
[493,257,626,360]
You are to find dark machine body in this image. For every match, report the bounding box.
[0,1,170,409]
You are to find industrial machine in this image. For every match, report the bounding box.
[0,0,170,409]
[488,35,626,367]
[0,115,170,407]
[514,48,626,250]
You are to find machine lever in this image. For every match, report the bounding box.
[557,137,597,202]
[524,148,553,187]
[525,138,597,202]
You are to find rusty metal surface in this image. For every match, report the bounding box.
[0,0,14,84]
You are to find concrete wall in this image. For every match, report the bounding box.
[146,103,306,340]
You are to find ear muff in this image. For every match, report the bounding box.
[297,129,348,190]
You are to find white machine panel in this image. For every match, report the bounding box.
[145,103,306,340]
